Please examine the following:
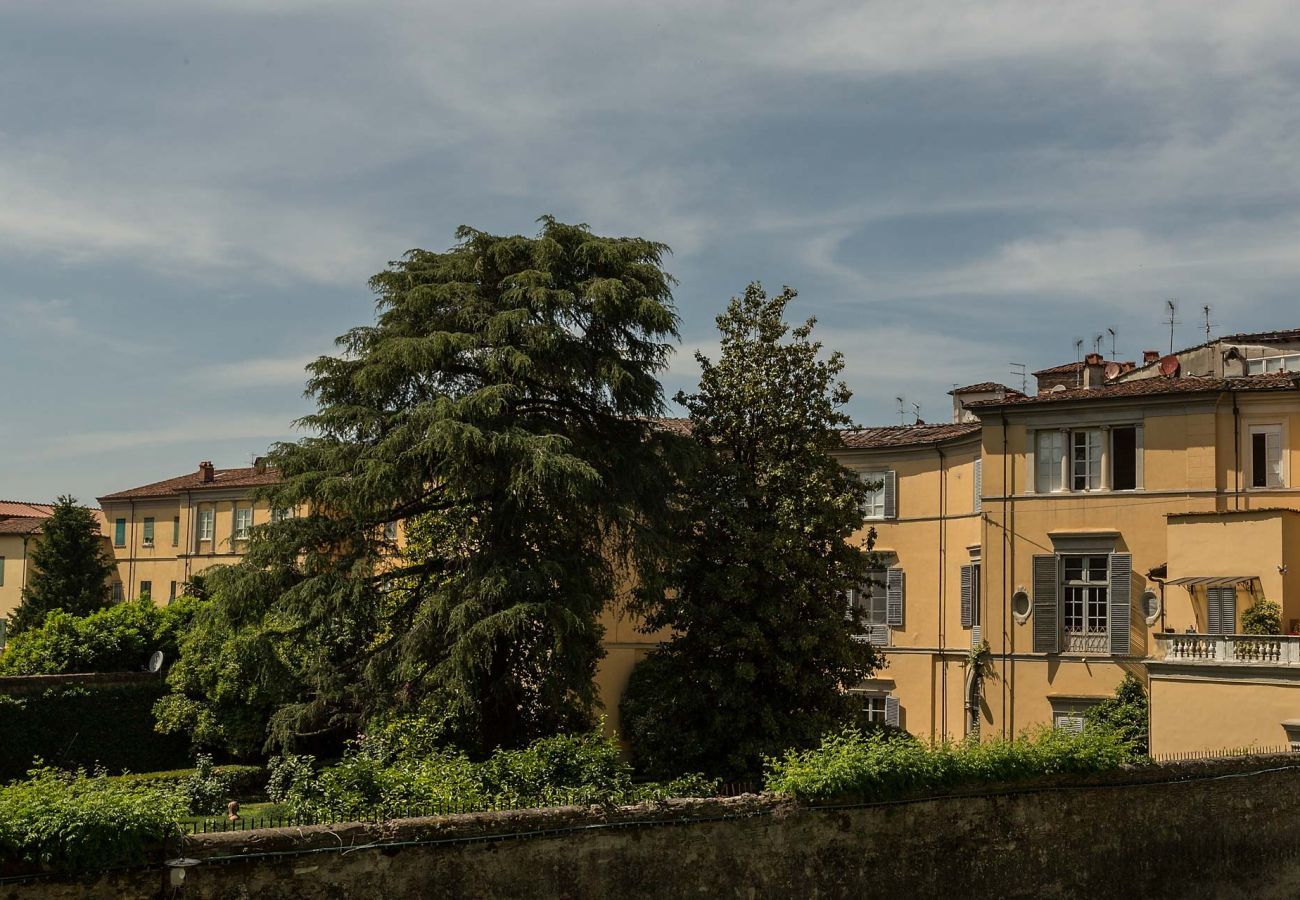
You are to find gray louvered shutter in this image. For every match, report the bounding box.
[1224,588,1238,634]
[886,567,905,627]
[1206,587,1222,635]
[1207,587,1237,635]
[883,470,897,519]
[1108,553,1132,656]
[960,565,974,629]
[843,588,855,622]
[1032,554,1060,654]
[869,624,890,646]
[973,459,982,513]
[884,696,900,728]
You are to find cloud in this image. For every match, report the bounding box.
[188,355,317,390]
[35,413,302,461]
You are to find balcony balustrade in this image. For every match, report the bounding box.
[1153,633,1300,665]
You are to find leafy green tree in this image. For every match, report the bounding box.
[1242,599,1282,636]
[621,283,881,778]
[156,218,684,755]
[8,497,116,634]
[1085,674,1149,755]
[0,596,199,675]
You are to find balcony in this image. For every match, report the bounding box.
[1153,633,1300,665]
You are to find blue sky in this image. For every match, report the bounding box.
[4,1,1300,502]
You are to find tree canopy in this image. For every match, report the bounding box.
[621,283,881,777]
[9,496,116,635]
[156,217,685,755]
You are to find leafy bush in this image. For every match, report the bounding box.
[1085,675,1149,755]
[0,681,191,781]
[182,754,234,816]
[111,764,264,797]
[269,719,718,819]
[0,596,200,675]
[764,726,1135,803]
[1242,599,1283,636]
[0,766,184,872]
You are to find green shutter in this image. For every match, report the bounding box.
[1032,554,1059,654]
[1108,553,1132,656]
[114,518,126,546]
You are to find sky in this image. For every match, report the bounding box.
[4,1,1300,502]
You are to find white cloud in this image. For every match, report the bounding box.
[35,413,302,461]
[188,354,318,389]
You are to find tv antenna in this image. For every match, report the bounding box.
[912,402,922,424]
[1010,362,1027,394]
[1164,299,1180,353]
[1202,304,1215,340]
[1107,328,1117,359]
[896,396,906,426]
[1092,333,1105,355]
[1074,338,1084,386]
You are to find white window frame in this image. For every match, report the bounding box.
[856,570,890,627]
[142,517,155,548]
[233,506,254,541]
[1247,423,1285,489]
[1246,353,1300,375]
[1035,430,1065,493]
[1071,428,1103,492]
[860,470,887,520]
[1062,554,1109,654]
[198,509,215,543]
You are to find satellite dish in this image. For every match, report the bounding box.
[147,651,165,673]
[1049,384,1067,393]
[1159,355,1180,377]
[1104,362,1121,381]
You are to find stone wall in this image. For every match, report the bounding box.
[12,756,1300,899]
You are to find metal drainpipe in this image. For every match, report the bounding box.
[1232,392,1241,510]
[1000,410,1010,739]
[128,499,136,599]
[936,444,947,740]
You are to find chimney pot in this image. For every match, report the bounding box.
[199,461,215,483]
[1143,349,1161,365]
[1085,352,1103,366]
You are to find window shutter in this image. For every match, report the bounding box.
[883,470,897,519]
[1207,587,1223,635]
[1207,587,1237,635]
[886,567,905,627]
[1267,430,1284,487]
[868,624,890,646]
[1108,553,1132,656]
[1032,554,1060,654]
[973,459,982,512]
[843,588,854,621]
[1134,426,1145,489]
[960,564,974,629]
[884,696,900,728]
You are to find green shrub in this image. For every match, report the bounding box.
[1242,599,1283,636]
[182,754,234,816]
[0,766,184,872]
[764,726,1135,803]
[0,682,191,782]
[270,719,718,819]
[1085,675,1149,754]
[0,596,201,675]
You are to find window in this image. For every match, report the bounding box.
[1250,425,1283,489]
[169,581,177,602]
[112,582,123,602]
[960,562,981,631]
[198,509,215,543]
[384,521,398,541]
[172,516,180,547]
[1062,555,1109,653]
[142,517,155,547]
[860,470,888,520]
[1111,426,1139,491]
[1071,429,1102,491]
[271,507,292,524]
[852,571,890,645]
[139,581,152,599]
[1035,430,1064,493]
[234,507,253,541]
[1247,353,1300,374]
[114,518,126,547]
[861,696,887,723]
[1054,710,1085,734]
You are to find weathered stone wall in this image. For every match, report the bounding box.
[12,756,1300,899]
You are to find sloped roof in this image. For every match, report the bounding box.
[0,516,49,536]
[840,422,982,449]
[968,372,1300,409]
[949,382,1021,395]
[0,501,56,518]
[1032,359,1133,377]
[100,466,281,501]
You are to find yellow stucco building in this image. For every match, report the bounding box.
[97,460,283,603]
[0,502,119,625]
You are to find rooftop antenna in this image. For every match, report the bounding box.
[1074,338,1084,386]
[1010,362,1027,394]
[1093,333,1105,355]
[1108,327,1117,359]
[912,402,922,425]
[1203,304,1215,340]
[1165,299,1180,353]
[896,396,906,426]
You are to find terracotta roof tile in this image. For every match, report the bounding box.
[0,501,56,518]
[968,373,1300,409]
[840,422,982,449]
[949,382,1023,396]
[0,516,49,535]
[99,466,281,502]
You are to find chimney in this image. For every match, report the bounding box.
[1082,353,1106,389]
[253,456,267,475]
[199,461,215,483]
[1143,349,1161,365]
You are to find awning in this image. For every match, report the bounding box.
[1165,575,1258,588]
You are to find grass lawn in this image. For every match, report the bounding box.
[178,800,293,830]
